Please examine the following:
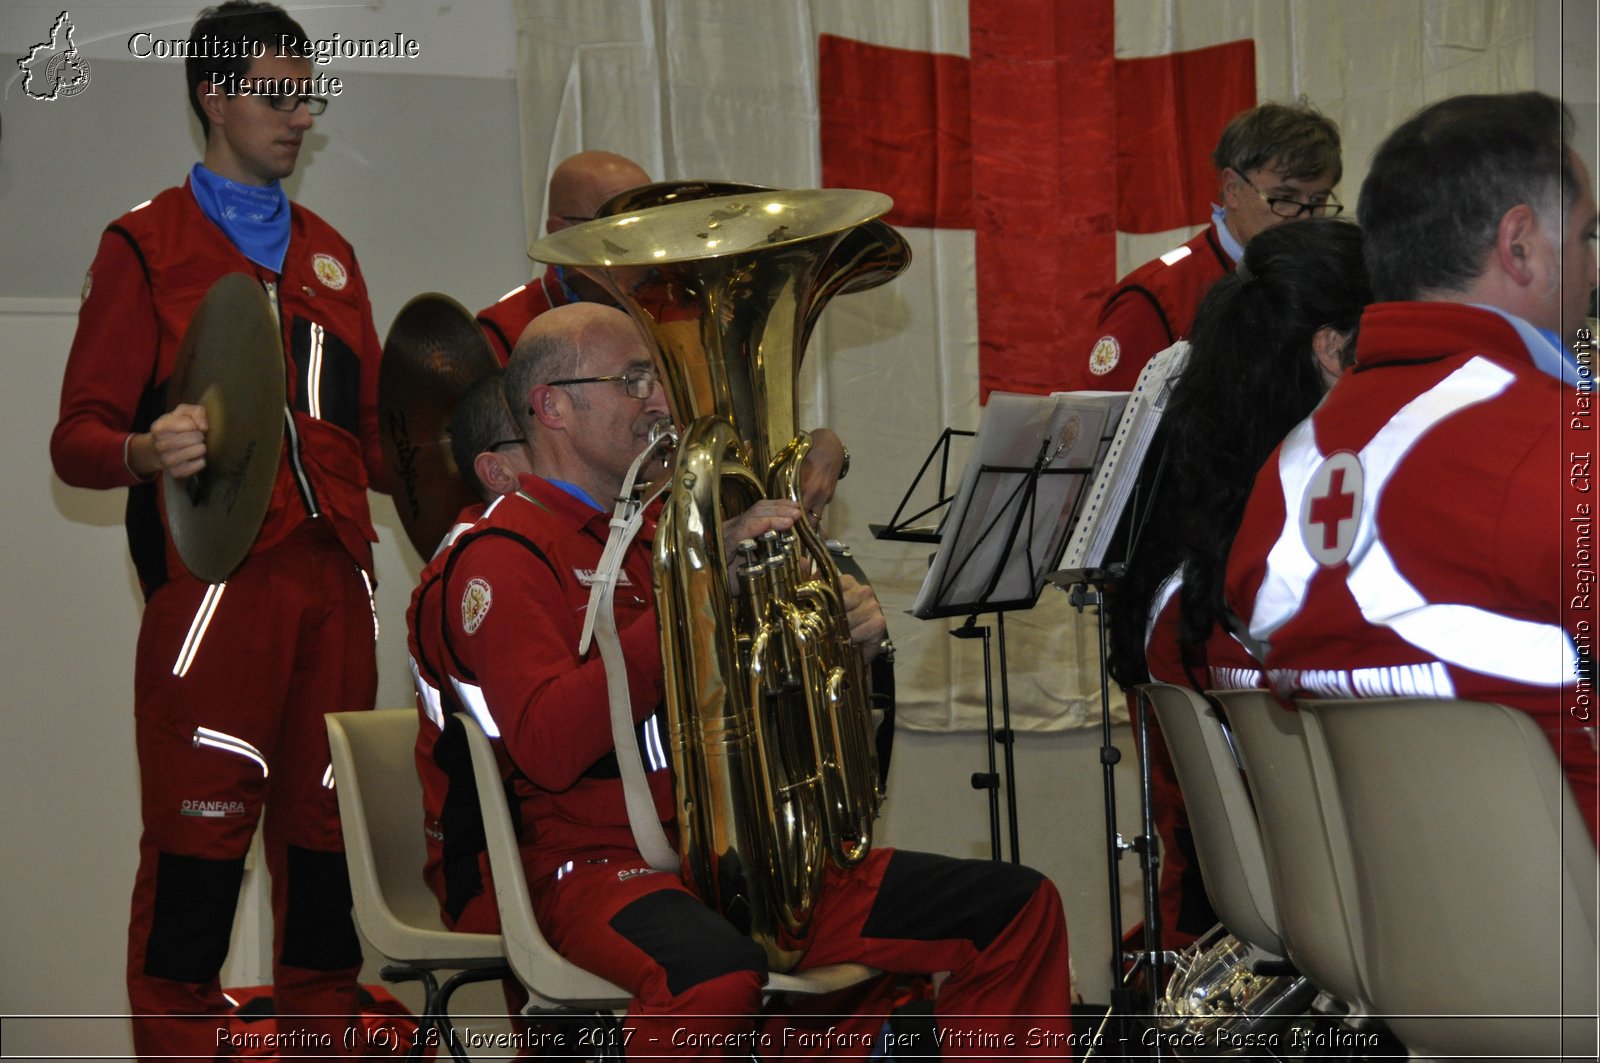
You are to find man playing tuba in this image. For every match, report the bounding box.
[427,302,1073,1058]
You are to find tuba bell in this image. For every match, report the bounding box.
[530,188,909,971]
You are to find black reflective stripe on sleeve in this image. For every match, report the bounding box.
[1202,224,1234,274]
[1106,284,1175,347]
[143,852,246,982]
[438,526,562,680]
[128,378,173,598]
[860,850,1043,950]
[106,224,153,288]
[108,224,172,597]
[580,704,667,779]
[477,316,512,360]
[287,317,362,436]
[280,845,363,971]
[608,887,766,996]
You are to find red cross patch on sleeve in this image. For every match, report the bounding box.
[1300,451,1364,566]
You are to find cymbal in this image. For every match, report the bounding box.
[379,293,498,559]
[164,273,286,584]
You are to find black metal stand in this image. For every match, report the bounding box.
[880,426,1096,865]
[869,427,975,543]
[952,612,1021,862]
[1131,687,1177,1004]
[1058,572,1176,1060]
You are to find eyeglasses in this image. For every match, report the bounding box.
[263,93,327,115]
[1235,171,1343,219]
[547,368,660,400]
[485,438,526,452]
[234,82,328,114]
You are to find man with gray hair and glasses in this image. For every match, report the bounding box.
[1068,99,1343,391]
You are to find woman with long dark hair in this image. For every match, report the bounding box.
[1105,216,1372,945]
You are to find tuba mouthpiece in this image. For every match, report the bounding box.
[648,417,679,449]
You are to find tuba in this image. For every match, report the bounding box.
[529,188,909,971]
[1156,928,1319,1051]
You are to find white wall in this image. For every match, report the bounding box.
[2,1,1594,1056]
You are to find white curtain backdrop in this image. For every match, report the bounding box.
[511,0,1534,732]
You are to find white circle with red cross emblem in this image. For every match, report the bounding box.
[1299,450,1364,566]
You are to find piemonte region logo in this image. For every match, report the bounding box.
[18,11,92,101]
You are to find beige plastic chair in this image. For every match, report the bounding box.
[1207,689,1373,1015]
[1137,683,1283,958]
[326,709,510,1062]
[1297,696,1599,1061]
[456,713,881,1034]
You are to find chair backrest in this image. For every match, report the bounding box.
[456,713,633,1007]
[1207,689,1372,1013]
[325,709,502,964]
[1136,684,1282,956]
[1299,696,1598,1059]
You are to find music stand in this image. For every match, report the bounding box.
[894,393,1122,862]
[871,427,974,544]
[1044,342,1189,1040]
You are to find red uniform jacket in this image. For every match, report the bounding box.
[1145,569,1266,692]
[1227,301,1598,839]
[475,269,570,366]
[407,505,497,925]
[1067,222,1232,393]
[437,477,675,883]
[51,182,384,591]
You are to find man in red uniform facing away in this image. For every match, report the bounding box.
[424,302,1074,1058]
[476,150,652,363]
[1227,91,1600,842]
[50,4,384,1058]
[1065,101,1343,392]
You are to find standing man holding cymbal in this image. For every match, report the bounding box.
[50,3,386,1058]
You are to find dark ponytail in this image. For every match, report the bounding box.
[1107,217,1371,686]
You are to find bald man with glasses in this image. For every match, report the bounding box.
[476,150,654,364]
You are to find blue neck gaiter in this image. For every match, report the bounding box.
[189,163,291,273]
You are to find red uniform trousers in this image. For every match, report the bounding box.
[127,520,375,1061]
[532,847,1072,1060]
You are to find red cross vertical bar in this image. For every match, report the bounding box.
[1309,466,1358,552]
[818,4,1256,398]
[970,0,1116,398]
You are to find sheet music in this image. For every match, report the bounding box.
[1056,341,1190,572]
[912,390,1127,618]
